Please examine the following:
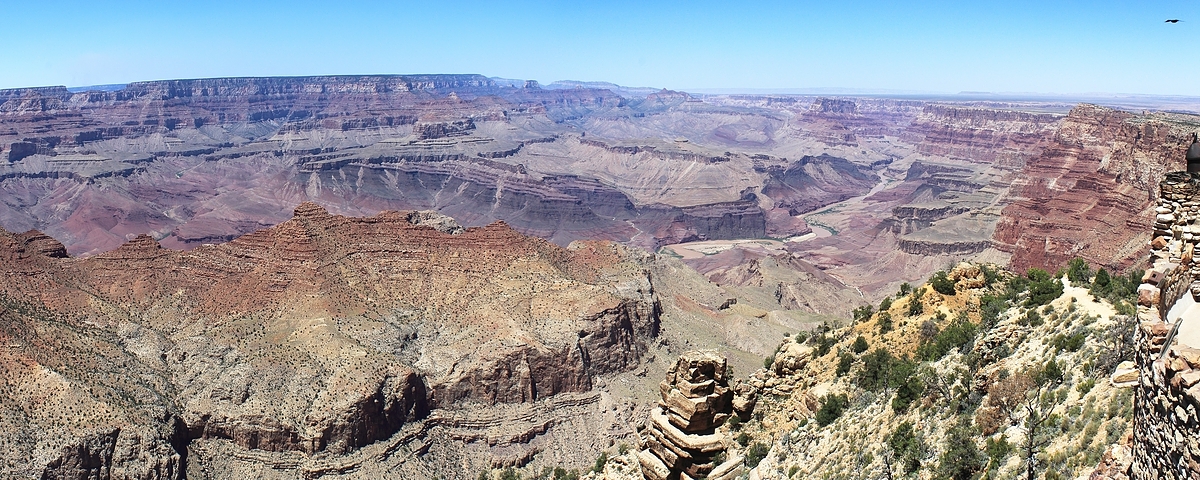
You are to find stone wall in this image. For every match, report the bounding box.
[1132,171,1200,479]
[1136,171,1200,318]
[1132,315,1200,478]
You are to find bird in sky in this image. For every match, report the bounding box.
[1166,19,1182,23]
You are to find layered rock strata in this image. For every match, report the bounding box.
[637,351,746,480]
[995,105,1200,272]
[0,203,662,478]
[903,104,1061,165]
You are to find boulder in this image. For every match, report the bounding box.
[772,342,813,375]
[1138,284,1160,307]
[1110,361,1138,387]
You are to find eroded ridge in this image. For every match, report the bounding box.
[0,202,662,478]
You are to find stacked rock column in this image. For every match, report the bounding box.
[637,351,745,480]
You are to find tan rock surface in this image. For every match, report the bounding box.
[0,203,662,478]
[637,351,743,480]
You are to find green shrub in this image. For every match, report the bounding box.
[851,335,869,354]
[814,333,834,356]
[501,467,520,480]
[934,419,984,480]
[930,271,956,295]
[887,421,921,474]
[981,264,1001,287]
[1051,331,1087,352]
[878,312,894,334]
[745,442,770,468]
[1036,359,1065,386]
[1076,378,1096,395]
[788,465,800,477]
[1091,268,1142,305]
[853,304,875,323]
[1005,274,1029,301]
[1022,308,1043,327]
[736,431,750,446]
[836,353,854,377]
[815,393,850,427]
[899,283,912,296]
[880,297,893,312]
[985,435,1012,467]
[856,349,917,394]
[592,452,608,473]
[916,317,978,361]
[979,295,1008,330]
[726,414,741,429]
[908,289,925,316]
[856,349,896,392]
[1025,268,1064,307]
[1067,258,1092,286]
[1027,268,1051,283]
[1092,268,1110,293]
[891,374,924,413]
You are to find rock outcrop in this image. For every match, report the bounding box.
[903,104,1061,166]
[0,203,662,478]
[637,351,744,480]
[994,105,1200,272]
[759,154,878,216]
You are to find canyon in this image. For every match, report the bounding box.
[2,75,1196,303]
[2,74,1200,479]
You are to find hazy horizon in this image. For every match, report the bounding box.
[45,76,1200,101]
[2,1,1198,96]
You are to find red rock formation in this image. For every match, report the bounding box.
[903,105,1061,166]
[0,203,661,475]
[994,105,1199,272]
[760,154,879,216]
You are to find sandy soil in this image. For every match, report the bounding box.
[662,238,791,260]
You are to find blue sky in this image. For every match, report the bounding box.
[1,0,1198,95]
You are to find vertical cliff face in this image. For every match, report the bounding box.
[903,105,1061,166]
[785,98,925,146]
[993,105,1199,272]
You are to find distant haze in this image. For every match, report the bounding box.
[3,0,1199,96]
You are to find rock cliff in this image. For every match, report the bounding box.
[4,74,1199,328]
[0,203,662,478]
[994,104,1200,272]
